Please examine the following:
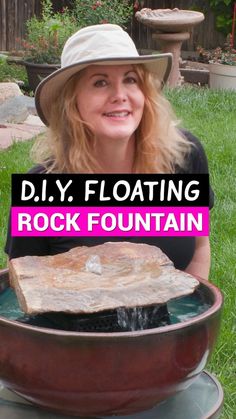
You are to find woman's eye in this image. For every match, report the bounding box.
[94,79,107,87]
[124,76,137,84]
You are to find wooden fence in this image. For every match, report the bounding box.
[0,0,41,51]
[0,0,227,53]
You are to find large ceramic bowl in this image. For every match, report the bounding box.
[0,269,222,417]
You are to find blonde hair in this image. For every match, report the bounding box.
[32,64,191,173]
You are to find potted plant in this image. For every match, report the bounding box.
[18,0,78,91]
[19,0,133,92]
[198,34,236,90]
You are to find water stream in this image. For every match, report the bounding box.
[0,286,212,332]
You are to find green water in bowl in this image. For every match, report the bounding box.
[168,292,211,324]
[0,287,212,328]
[0,288,25,320]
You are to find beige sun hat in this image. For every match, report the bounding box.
[35,24,172,126]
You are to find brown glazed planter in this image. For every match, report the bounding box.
[23,61,59,92]
[0,270,223,417]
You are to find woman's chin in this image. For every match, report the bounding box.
[97,130,136,143]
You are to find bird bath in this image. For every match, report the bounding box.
[0,268,223,417]
[135,8,205,86]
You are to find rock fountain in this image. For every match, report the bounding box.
[135,8,205,86]
[0,265,223,417]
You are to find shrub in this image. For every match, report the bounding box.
[0,55,28,87]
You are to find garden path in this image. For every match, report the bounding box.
[0,116,45,150]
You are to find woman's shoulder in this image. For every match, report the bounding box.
[178,128,214,209]
[178,128,210,174]
[180,128,204,150]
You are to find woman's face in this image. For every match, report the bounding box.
[75,64,145,144]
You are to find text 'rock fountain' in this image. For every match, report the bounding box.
[135,8,205,86]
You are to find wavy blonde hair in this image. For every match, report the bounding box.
[32,64,191,173]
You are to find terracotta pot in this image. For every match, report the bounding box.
[209,62,236,90]
[0,270,223,417]
[23,61,60,92]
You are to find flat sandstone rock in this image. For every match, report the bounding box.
[9,242,199,315]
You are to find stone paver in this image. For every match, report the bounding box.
[0,117,46,150]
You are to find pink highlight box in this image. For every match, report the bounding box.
[11,206,209,237]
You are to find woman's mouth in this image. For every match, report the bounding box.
[103,111,130,118]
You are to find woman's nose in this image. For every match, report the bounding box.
[110,83,127,102]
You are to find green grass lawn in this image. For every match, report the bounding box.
[0,86,235,417]
[0,140,34,267]
[167,86,236,419]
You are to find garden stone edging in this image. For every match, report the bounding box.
[0,81,37,124]
[180,60,210,85]
[0,96,35,124]
[0,88,45,149]
[0,82,23,105]
[180,68,209,85]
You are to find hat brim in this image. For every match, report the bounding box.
[35,53,172,126]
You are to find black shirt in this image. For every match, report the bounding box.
[5,130,214,270]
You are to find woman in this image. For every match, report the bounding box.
[5,24,213,280]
